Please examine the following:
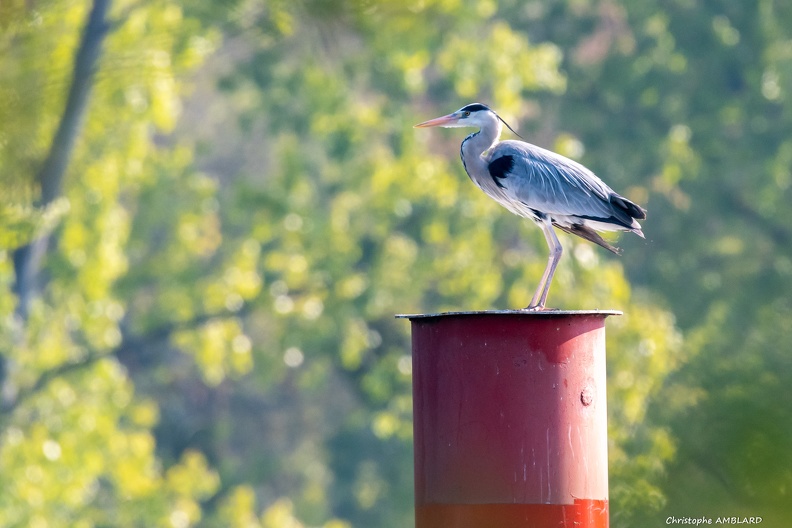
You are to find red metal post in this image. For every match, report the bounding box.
[400,310,618,528]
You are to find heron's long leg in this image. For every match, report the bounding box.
[525,222,563,310]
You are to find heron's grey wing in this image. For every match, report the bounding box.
[487,141,640,229]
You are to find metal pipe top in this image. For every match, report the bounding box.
[396,309,622,320]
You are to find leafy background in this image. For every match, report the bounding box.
[1,0,790,526]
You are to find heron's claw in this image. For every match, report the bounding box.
[522,305,561,312]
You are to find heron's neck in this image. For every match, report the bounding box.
[460,120,501,175]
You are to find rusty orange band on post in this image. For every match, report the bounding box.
[398,310,619,528]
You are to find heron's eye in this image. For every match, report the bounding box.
[462,111,471,117]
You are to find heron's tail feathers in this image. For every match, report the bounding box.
[608,193,647,238]
[554,223,622,255]
[610,194,647,221]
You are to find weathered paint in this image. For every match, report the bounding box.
[400,311,616,528]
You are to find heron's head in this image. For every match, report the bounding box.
[414,103,496,129]
[415,103,521,137]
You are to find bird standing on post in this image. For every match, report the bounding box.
[415,103,646,311]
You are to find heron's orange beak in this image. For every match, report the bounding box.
[414,113,459,128]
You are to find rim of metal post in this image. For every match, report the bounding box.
[396,309,622,319]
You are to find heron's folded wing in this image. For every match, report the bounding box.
[488,141,638,228]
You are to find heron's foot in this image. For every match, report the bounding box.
[522,304,559,312]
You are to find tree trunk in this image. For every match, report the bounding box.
[12,0,112,319]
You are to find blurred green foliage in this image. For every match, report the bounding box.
[0,0,789,527]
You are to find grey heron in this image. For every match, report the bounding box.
[415,103,646,310]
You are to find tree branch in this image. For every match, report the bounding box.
[1,353,102,415]
[114,302,255,365]
[2,305,252,415]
